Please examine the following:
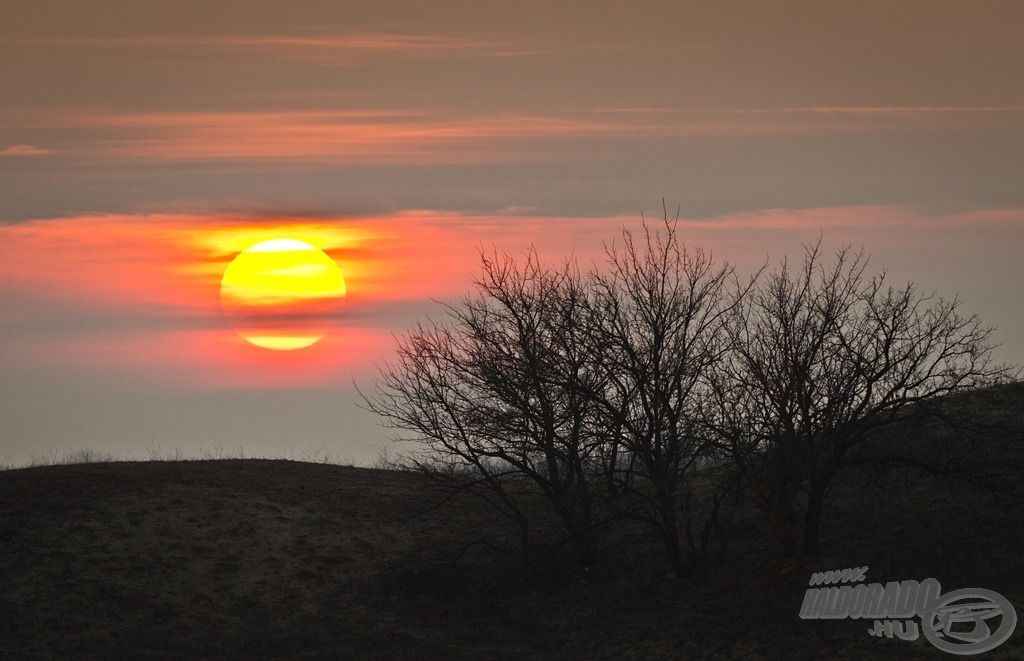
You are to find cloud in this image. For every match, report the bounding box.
[3,32,545,65]
[14,110,621,164]
[0,144,53,156]
[11,104,1024,168]
[2,206,1021,387]
[723,106,1024,133]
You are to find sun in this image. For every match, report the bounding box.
[220,238,346,350]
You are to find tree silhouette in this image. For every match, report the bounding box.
[711,241,1013,556]
[367,228,1014,568]
[363,249,607,570]
[583,218,743,574]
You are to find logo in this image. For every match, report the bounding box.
[799,567,1017,655]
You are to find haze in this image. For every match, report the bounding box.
[1,1,1022,465]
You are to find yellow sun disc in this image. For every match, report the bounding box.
[220,238,346,350]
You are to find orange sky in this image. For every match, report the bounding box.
[2,207,1019,382]
[1,1,1022,465]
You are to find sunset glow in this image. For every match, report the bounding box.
[1,1,1021,467]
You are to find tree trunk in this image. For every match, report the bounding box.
[744,474,797,557]
[557,505,596,572]
[569,532,596,572]
[657,490,688,577]
[515,511,530,549]
[803,483,826,556]
[770,497,797,558]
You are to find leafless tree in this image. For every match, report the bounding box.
[362,249,609,570]
[711,241,1014,556]
[583,217,745,575]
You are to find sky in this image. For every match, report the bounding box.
[2,1,1022,466]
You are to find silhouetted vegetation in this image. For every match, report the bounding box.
[710,241,1014,556]
[365,218,1017,576]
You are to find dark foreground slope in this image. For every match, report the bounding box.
[2,385,1023,659]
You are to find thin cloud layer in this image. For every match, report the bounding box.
[1,206,1020,388]
[1,144,53,156]
[3,31,545,65]
[9,106,1024,165]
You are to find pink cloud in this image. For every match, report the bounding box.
[17,110,619,164]
[3,32,544,65]
[0,144,53,156]
[1,206,1020,388]
[12,104,1024,167]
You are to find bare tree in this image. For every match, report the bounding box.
[362,249,608,570]
[584,217,743,575]
[712,241,1013,556]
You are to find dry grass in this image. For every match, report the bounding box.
[2,384,1023,658]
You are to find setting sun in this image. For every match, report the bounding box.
[220,238,346,351]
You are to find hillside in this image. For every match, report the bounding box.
[2,383,1023,659]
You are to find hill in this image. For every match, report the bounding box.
[2,383,1024,659]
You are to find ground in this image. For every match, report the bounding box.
[2,386,1023,659]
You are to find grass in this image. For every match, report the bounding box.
[2,383,1023,658]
